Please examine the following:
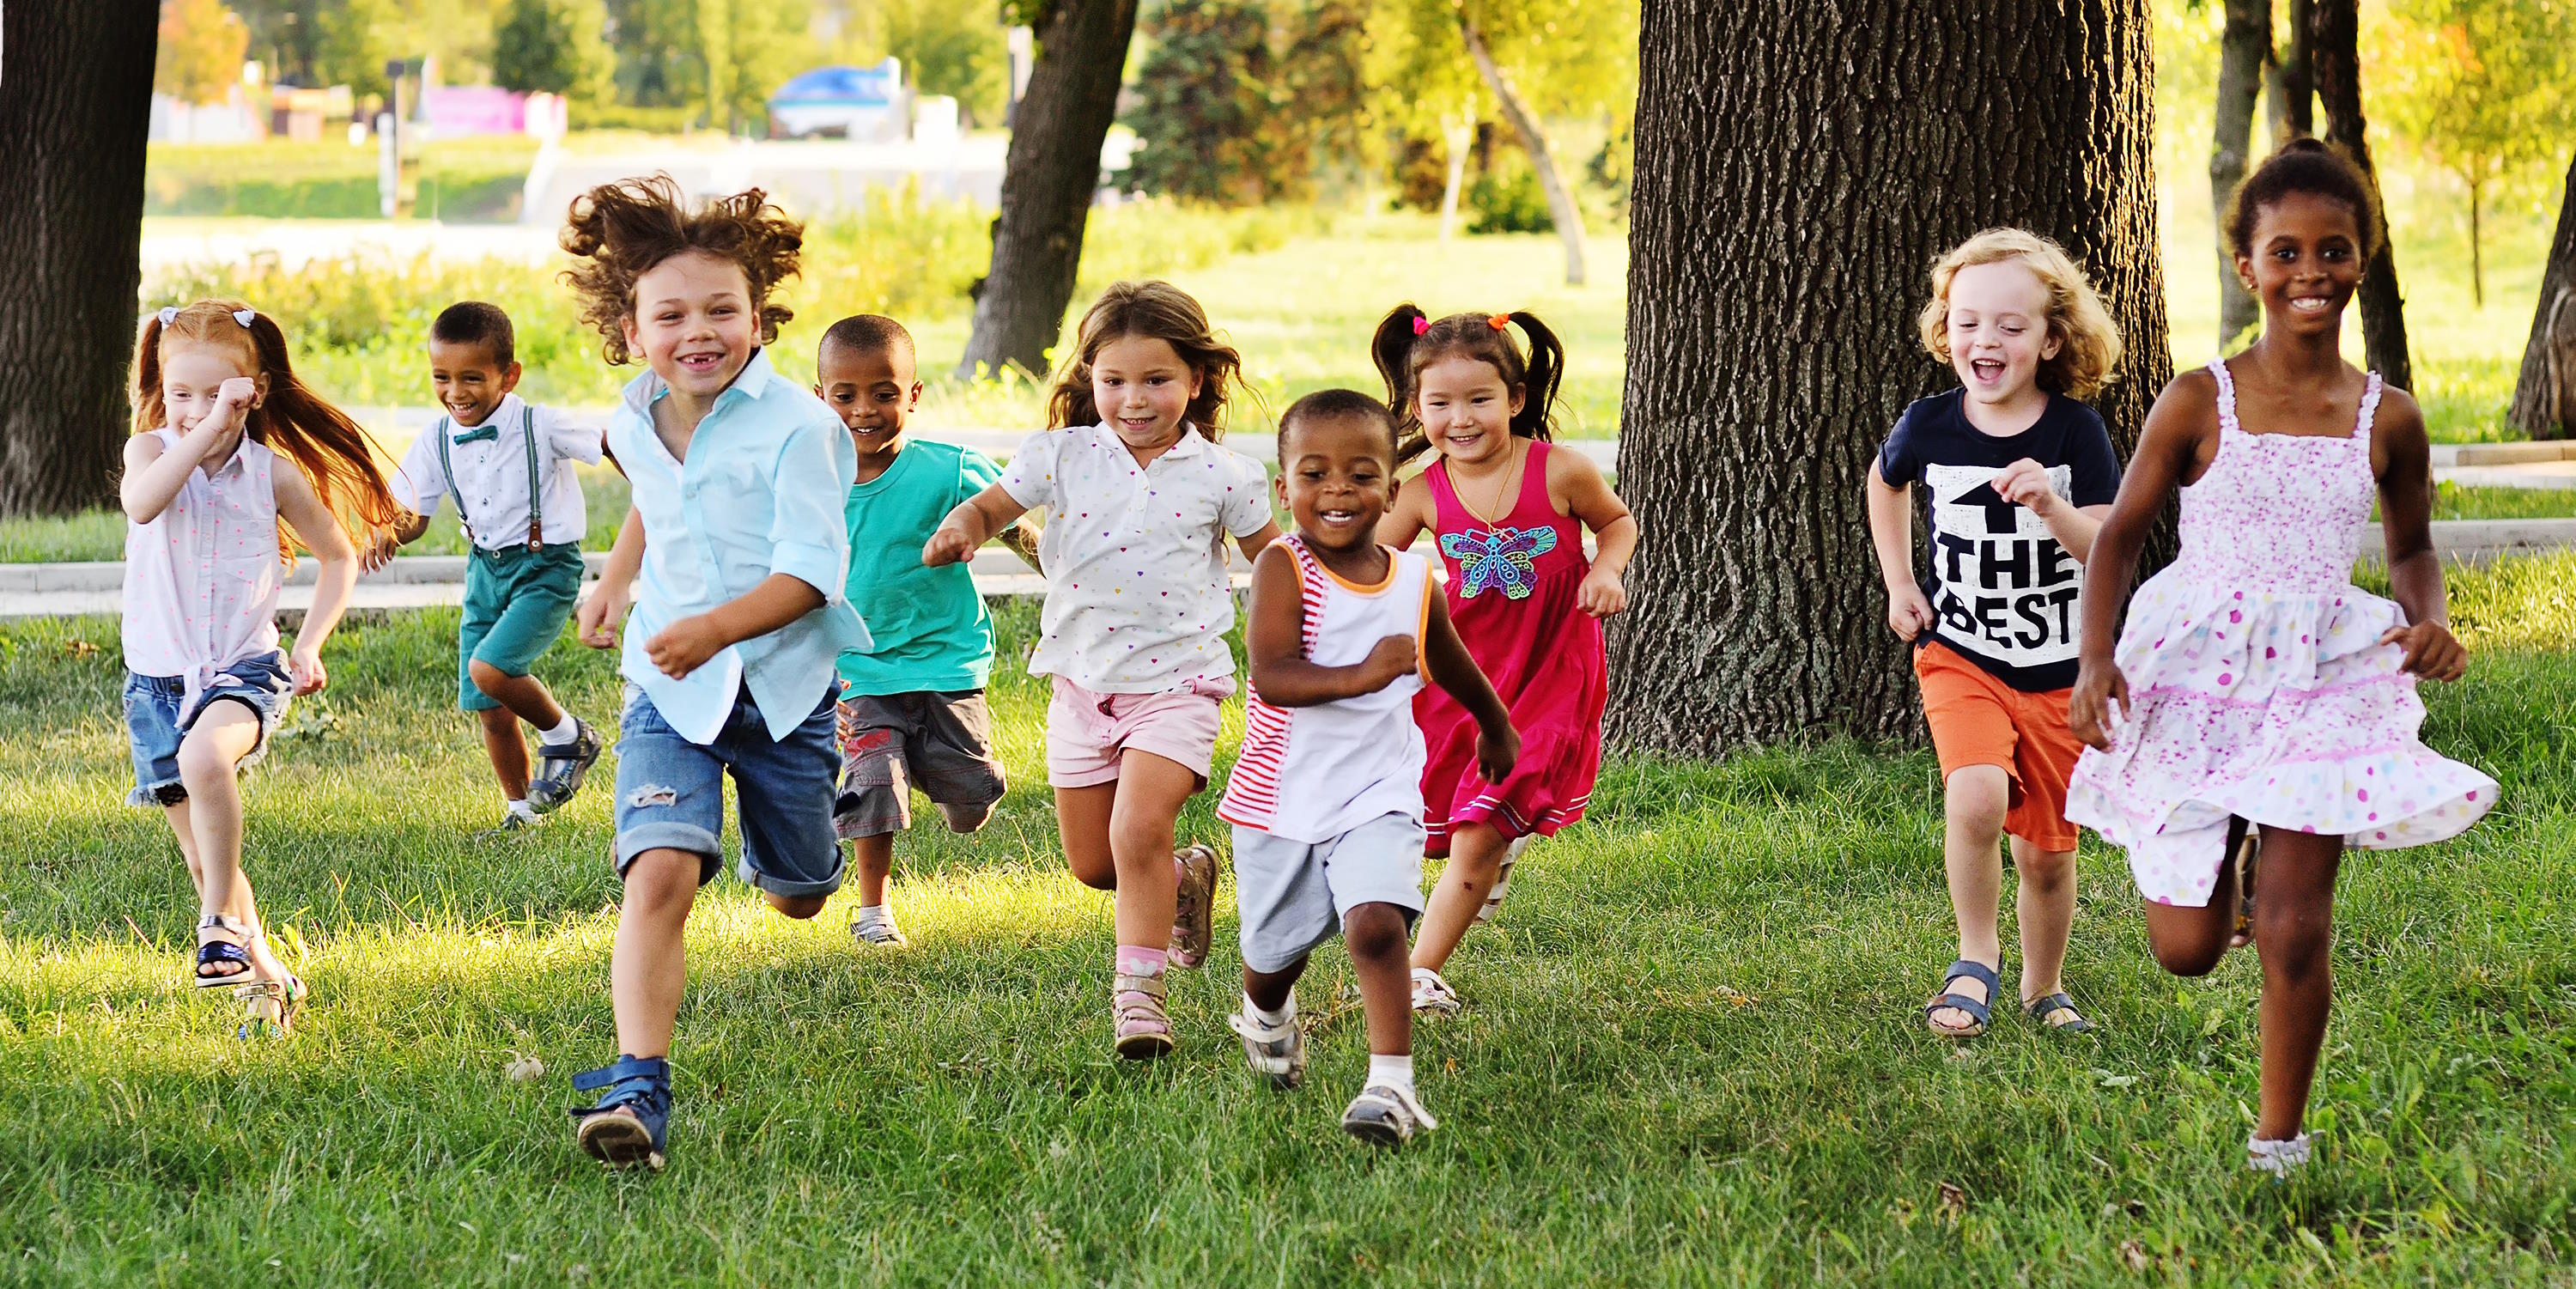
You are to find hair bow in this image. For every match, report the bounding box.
[1487,313,1512,331]
[1411,315,1431,336]
[157,306,258,327]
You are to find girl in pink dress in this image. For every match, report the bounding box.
[1371,307,1637,1014]
[2066,140,2494,1177]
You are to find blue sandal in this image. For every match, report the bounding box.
[194,913,257,988]
[570,1055,671,1170]
[1923,959,2000,1037]
[2024,992,2097,1035]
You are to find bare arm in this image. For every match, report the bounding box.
[2068,375,2217,748]
[2372,389,2466,681]
[1863,459,1935,641]
[120,429,217,526]
[1552,448,1635,617]
[272,463,357,694]
[643,574,826,679]
[926,484,1030,566]
[1234,519,1283,565]
[1243,545,1416,706]
[577,505,645,649]
[1375,473,1434,550]
[1420,588,1518,783]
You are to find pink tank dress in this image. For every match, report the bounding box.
[1415,440,1606,855]
[2063,360,2495,905]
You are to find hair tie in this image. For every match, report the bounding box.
[1411,315,1431,337]
[1487,313,1512,331]
[157,307,178,326]
[232,308,257,327]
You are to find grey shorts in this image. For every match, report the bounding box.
[1230,813,1426,974]
[834,690,1007,839]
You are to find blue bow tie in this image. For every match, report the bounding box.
[451,423,500,445]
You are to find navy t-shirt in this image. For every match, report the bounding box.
[1877,389,2121,692]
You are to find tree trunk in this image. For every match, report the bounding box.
[2509,152,2576,438]
[1611,0,2170,754]
[2469,177,2483,308]
[0,4,157,519]
[955,0,1140,381]
[1460,18,1587,287]
[2213,0,2270,350]
[2310,0,2411,389]
[1439,110,1473,243]
[2279,0,2315,135]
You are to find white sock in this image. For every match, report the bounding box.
[1368,1053,1415,1095]
[1245,990,1294,1028]
[505,798,538,820]
[855,903,896,927]
[538,714,580,746]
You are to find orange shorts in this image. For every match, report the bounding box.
[1911,639,2082,852]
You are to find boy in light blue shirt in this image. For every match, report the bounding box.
[562,177,866,1171]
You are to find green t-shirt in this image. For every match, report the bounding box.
[835,439,1001,696]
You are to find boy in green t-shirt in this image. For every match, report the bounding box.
[818,316,1037,946]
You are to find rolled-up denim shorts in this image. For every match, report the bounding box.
[611,683,844,900]
[123,654,293,806]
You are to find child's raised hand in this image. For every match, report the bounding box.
[2379,620,2468,683]
[1359,634,1419,691]
[360,530,401,573]
[1886,582,1935,641]
[1991,458,2061,518]
[1577,567,1629,617]
[644,614,726,679]
[577,582,629,651]
[1473,721,1521,785]
[922,525,976,568]
[288,645,328,696]
[2067,658,2129,751]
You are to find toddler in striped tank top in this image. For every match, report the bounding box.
[1217,391,1517,1148]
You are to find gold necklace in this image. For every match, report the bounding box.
[1455,438,1524,530]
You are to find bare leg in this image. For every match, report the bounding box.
[611,848,701,1058]
[468,660,568,731]
[2252,827,2341,1142]
[1242,958,1307,1014]
[1056,783,1119,892]
[1344,903,1414,1055]
[847,833,896,907]
[2138,846,2242,979]
[1409,823,1514,973]
[1106,751,1198,949]
[762,890,828,920]
[476,706,532,800]
[175,703,284,982]
[938,799,998,833]
[1929,765,2009,1031]
[2011,838,2078,1006]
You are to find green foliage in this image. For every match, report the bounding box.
[316,0,404,98]
[1123,0,1289,205]
[156,0,253,106]
[882,0,1010,127]
[2375,0,2576,301]
[1467,149,1551,234]
[492,0,615,104]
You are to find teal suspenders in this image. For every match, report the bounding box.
[433,404,544,551]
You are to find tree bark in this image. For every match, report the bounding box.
[2310,0,2412,389]
[1460,18,1587,287]
[2509,152,2576,438]
[2213,0,2270,350]
[0,1,159,518]
[2278,0,2314,136]
[955,0,1140,381]
[1611,0,2171,754]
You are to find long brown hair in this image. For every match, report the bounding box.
[133,301,404,561]
[559,173,804,366]
[1369,304,1566,464]
[1046,281,1248,439]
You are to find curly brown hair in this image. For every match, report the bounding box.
[558,174,804,366]
[1046,281,1248,439]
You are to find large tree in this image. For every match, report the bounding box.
[0,2,160,519]
[1610,0,2172,753]
[2378,0,2576,307]
[2509,152,2576,439]
[2310,0,2411,389]
[956,0,1140,381]
[2210,0,2271,347]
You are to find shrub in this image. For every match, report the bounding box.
[1467,154,1552,234]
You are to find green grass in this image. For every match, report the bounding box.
[145,140,541,223]
[3,556,2573,1283]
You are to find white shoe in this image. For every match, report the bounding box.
[1409,966,1462,1016]
[1341,1082,1438,1147]
[850,909,908,947]
[2246,1133,2312,1177]
[1226,1003,1305,1090]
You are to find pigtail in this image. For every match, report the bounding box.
[1505,310,1564,443]
[237,311,404,560]
[1370,304,1432,461]
[130,313,171,436]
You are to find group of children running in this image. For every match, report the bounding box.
[114,138,2492,1177]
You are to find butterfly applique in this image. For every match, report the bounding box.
[1441,525,1558,600]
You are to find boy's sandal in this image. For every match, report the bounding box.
[569,1055,672,1171]
[194,913,258,988]
[2228,820,2261,949]
[234,970,307,1040]
[1112,972,1174,1061]
[2245,1132,2312,1177]
[2022,992,2096,1036]
[526,719,604,814]
[1923,959,1999,1037]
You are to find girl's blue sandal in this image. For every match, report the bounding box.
[1923,959,1999,1037]
[194,913,257,988]
[570,1055,671,1171]
[2022,992,2096,1036]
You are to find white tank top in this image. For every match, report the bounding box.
[121,429,285,715]
[1218,538,1433,843]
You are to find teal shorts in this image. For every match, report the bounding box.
[459,542,584,710]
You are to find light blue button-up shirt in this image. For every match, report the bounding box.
[610,348,869,744]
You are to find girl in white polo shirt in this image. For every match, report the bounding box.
[927,281,1279,1058]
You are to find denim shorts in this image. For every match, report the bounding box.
[123,654,293,806]
[612,683,844,899]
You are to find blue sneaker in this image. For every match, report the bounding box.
[569,1054,671,1170]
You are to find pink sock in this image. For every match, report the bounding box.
[1116,945,1168,978]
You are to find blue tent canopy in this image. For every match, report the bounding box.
[769,62,900,108]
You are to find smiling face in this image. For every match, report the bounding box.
[621,250,759,401]
[1414,353,1524,467]
[1943,258,2061,408]
[1089,333,1201,447]
[428,337,522,428]
[159,340,262,454]
[2238,190,2364,340]
[1277,412,1399,555]
[816,339,920,459]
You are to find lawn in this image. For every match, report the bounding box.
[3,554,2572,1284]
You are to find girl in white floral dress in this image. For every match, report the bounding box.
[2066,139,2495,1177]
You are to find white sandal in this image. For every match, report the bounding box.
[1409,966,1462,1016]
[2246,1133,2312,1177]
[1475,836,1534,924]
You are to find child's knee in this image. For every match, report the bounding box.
[1343,903,1411,960]
[621,849,702,909]
[938,800,995,834]
[1943,766,2012,829]
[467,658,517,697]
[2017,847,2076,889]
[175,737,237,787]
[2148,931,2225,978]
[765,891,828,921]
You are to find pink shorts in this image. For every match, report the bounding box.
[1046,675,1233,788]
